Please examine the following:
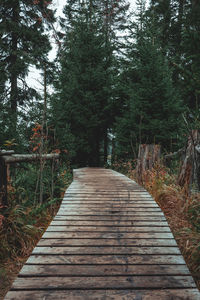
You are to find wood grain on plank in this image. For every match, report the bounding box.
[11,276,196,289]
[54,215,167,221]
[26,254,185,265]
[50,220,169,226]
[42,232,173,239]
[46,226,171,232]
[19,264,189,277]
[37,238,178,247]
[32,246,180,255]
[5,289,200,300]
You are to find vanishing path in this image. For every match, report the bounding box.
[5,168,200,299]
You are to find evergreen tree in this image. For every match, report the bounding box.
[52,5,113,167]
[115,0,183,159]
[180,0,200,111]
[148,0,185,58]
[59,0,130,164]
[0,0,54,143]
[148,0,200,111]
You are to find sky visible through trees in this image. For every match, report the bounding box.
[28,0,147,90]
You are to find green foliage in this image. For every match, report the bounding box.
[115,1,183,159]
[52,4,115,167]
[0,0,54,144]
[0,161,72,262]
[9,160,72,206]
[180,0,200,111]
[149,0,200,113]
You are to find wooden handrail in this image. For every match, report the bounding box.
[0,152,59,206]
[2,153,59,164]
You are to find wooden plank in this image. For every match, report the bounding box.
[46,226,171,232]
[54,215,167,221]
[59,204,161,208]
[64,193,153,195]
[62,203,159,207]
[57,211,164,216]
[50,220,169,226]
[5,289,200,300]
[63,199,155,202]
[37,238,178,247]
[19,264,189,276]
[63,193,152,196]
[58,208,162,212]
[42,232,173,239]
[32,246,180,255]
[26,254,185,265]
[10,276,196,289]
[64,196,153,198]
[62,201,157,204]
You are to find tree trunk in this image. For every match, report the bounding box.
[136,144,161,185]
[10,0,19,134]
[177,130,200,192]
[103,130,108,165]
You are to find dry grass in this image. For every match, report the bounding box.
[130,164,200,290]
[0,201,61,299]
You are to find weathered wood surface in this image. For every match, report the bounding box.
[5,168,199,300]
[2,153,59,164]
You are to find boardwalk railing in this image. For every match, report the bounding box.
[0,150,59,206]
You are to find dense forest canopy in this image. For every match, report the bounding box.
[0,0,200,167]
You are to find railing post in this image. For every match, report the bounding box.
[0,157,8,206]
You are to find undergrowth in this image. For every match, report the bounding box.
[112,160,200,289]
[0,162,72,299]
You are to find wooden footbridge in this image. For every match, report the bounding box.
[5,168,200,299]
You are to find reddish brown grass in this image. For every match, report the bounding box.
[131,164,200,290]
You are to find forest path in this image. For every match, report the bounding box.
[5,168,199,299]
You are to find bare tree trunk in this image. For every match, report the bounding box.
[39,64,47,205]
[10,0,19,134]
[136,144,161,185]
[177,130,200,192]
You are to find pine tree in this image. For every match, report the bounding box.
[52,4,113,167]
[59,0,129,164]
[147,0,200,112]
[181,0,200,111]
[115,0,183,159]
[0,0,54,143]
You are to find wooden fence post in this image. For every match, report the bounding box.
[0,158,8,206]
[135,144,161,185]
[0,152,59,207]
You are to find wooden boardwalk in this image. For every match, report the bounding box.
[5,168,200,299]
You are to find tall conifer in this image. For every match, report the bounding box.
[115,0,183,159]
[0,0,54,141]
